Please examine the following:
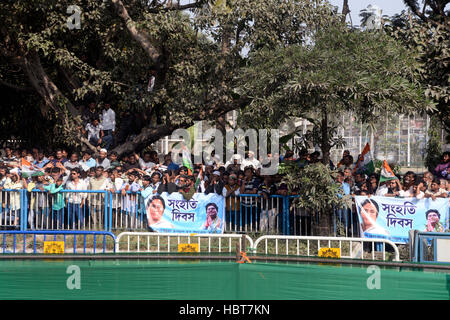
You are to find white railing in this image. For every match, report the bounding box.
[252,235,401,261]
[115,232,400,261]
[115,232,254,254]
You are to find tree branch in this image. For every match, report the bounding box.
[111,0,162,68]
[20,50,79,117]
[59,66,81,93]
[146,1,205,13]
[404,0,430,23]
[341,0,350,23]
[112,97,251,156]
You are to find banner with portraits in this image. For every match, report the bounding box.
[143,192,225,234]
[355,196,449,244]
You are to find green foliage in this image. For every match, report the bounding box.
[240,27,433,127]
[0,0,441,157]
[0,0,339,151]
[386,14,450,134]
[194,0,338,52]
[277,120,346,158]
[238,26,433,164]
[282,162,352,214]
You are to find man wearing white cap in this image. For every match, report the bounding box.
[241,151,261,171]
[96,149,111,170]
[225,154,242,172]
[205,170,224,195]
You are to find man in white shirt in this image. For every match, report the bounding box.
[101,103,115,150]
[65,168,88,229]
[225,154,242,172]
[0,166,11,188]
[147,70,156,93]
[64,153,81,171]
[107,168,124,228]
[3,170,23,226]
[205,150,222,168]
[136,152,157,171]
[375,182,389,196]
[241,151,261,171]
[84,117,104,148]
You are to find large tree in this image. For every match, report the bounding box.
[0,0,336,155]
[388,1,450,135]
[238,27,434,165]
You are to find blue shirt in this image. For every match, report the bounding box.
[167,162,180,171]
[52,158,68,165]
[80,158,97,168]
[342,182,350,195]
[141,183,161,200]
[34,158,49,168]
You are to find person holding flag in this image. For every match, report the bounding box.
[194,165,205,193]
[19,156,40,179]
[353,143,375,176]
[379,160,397,184]
[375,160,398,196]
[181,146,193,175]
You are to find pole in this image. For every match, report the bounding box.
[407,115,411,167]
[235,240,241,262]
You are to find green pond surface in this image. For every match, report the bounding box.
[0,259,448,300]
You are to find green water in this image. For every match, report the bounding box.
[0,259,448,300]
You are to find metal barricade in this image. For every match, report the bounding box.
[26,190,110,232]
[252,235,400,261]
[109,191,145,231]
[286,196,360,238]
[224,194,286,234]
[0,230,116,254]
[115,232,254,254]
[0,189,26,230]
[412,231,450,264]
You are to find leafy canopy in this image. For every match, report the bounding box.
[238,27,434,129]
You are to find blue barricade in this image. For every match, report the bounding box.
[25,189,110,232]
[108,191,146,230]
[413,231,450,264]
[0,189,27,230]
[223,194,285,234]
[0,230,116,254]
[0,188,374,237]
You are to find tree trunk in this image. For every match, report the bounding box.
[320,109,331,166]
[341,0,350,23]
[21,51,79,117]
[20,50,99,154]
[111,0,162,68]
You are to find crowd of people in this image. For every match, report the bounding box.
[335,151,450,200]
[7,98,446,203]
[0,146,290,215]
[0,142,448,230]
[0,145,449,203]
